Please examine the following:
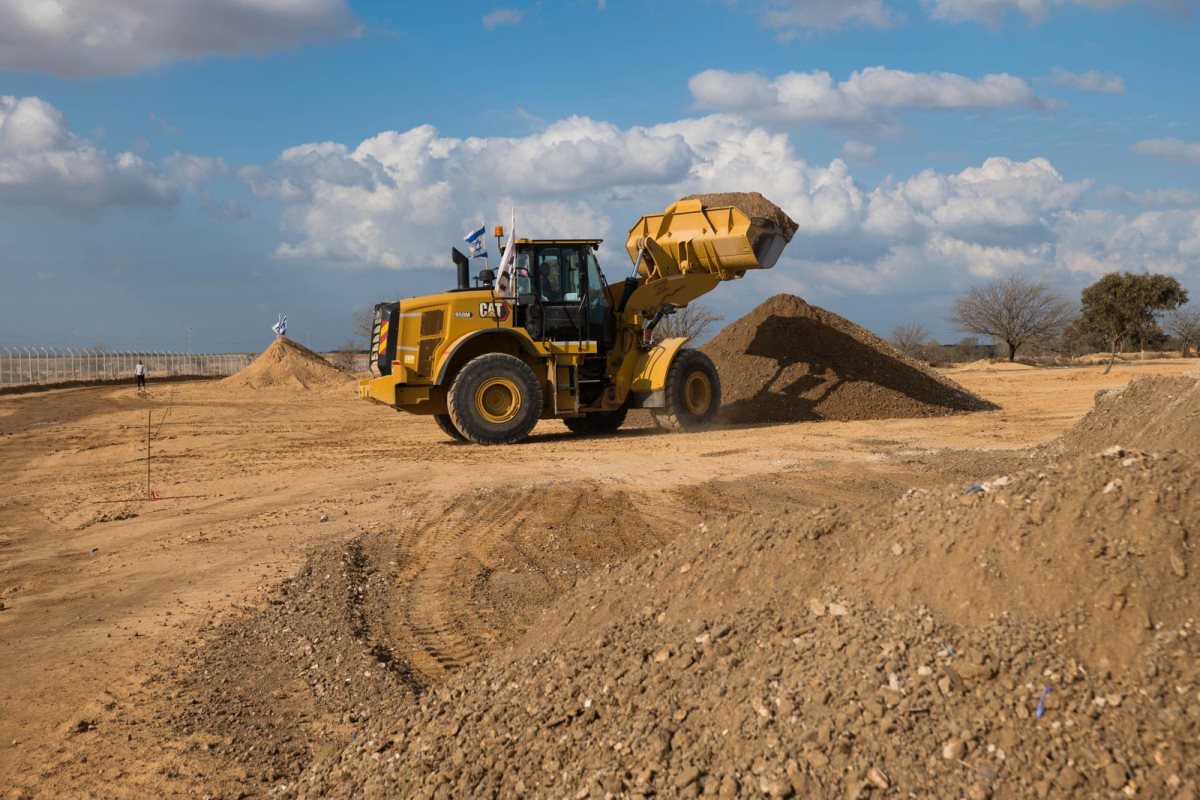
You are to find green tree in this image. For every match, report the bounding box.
[1079,272,1189,373]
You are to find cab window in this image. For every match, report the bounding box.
[536,247,584,303]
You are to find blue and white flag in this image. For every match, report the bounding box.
[464,224,487,259]
[272,314,287,337]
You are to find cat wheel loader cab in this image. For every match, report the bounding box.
[358,195,795,445]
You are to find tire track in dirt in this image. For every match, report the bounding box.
[375,482,678,682]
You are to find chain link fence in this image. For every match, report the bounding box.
[0,349,256,388]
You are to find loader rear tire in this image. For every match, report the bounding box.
[562,406,628,437]
[651,349,721,432]
[448,354,543,445]
[433,414,466,442]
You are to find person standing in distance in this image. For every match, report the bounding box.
[135,359,146,391]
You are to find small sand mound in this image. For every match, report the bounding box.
[221,337,347,390]
[952,359,1034,372]
[1056,374,1200,455]
[703,294,996,423]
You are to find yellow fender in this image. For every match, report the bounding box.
[628,337,688,406]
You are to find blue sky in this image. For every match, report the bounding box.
[1,0,1197,351]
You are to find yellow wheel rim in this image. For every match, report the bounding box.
[475,377,521,424]
[683,371,712,416]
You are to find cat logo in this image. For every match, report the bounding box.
[478,301,511,322]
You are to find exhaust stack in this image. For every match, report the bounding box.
[452,247,470,290]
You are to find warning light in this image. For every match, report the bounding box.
[494,226,505,237]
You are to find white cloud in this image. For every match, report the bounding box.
[1097,185,1200,207]
[164,154,229,189]
[240,117,696,267]
[840,140,878,162]
[1133,138,1200,165]
[0,0,360,78]
[245,111,1200,301]
[482,8,524,29]
[688,67,1047,130]
[762,0,895,30]
[1056,208,1200,278]
[1050,67,1126,94]
[0,95,180,209]
[922,0,1193,26]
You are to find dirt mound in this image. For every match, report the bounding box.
[221,337,347,390]
[287,451,1199,799]
[703,295,996,423]
[682,192,799,241]
[952,359,1034,372]
[1057,374,1200,456]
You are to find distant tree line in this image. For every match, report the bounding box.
[891,272,1195,373]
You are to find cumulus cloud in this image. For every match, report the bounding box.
[1050,67,1126,94]
[240,111,1197,301]
[1133,138,1200,165]
[0,95,181,209]
[840,140,879,163]
[922,0,1193,26]
[239,117,699,267]
[482,8,524,29]
[1056,208,1200,278]
[688,67,1047,130]
[0,0,360,78]
[762,0,895,30]
[1097,185,1200,207]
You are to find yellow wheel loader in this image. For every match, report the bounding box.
[358,194,795,444]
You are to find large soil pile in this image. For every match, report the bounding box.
[1055,374,1200,456]
[703,295,996,423]
[221,337,348,390]
[287,449,1199,799]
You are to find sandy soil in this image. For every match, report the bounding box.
[0,359,1194,796]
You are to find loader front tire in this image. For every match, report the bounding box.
[433,414,466,442]
[448,354,543,445]
[651,350,721,432]
[563,406,628,437]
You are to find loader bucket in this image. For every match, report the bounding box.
[625,193,796,279]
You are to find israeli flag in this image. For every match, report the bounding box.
[272,314,287,337]
[464,224,488,259]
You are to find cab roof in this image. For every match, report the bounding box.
[513,238,603,246]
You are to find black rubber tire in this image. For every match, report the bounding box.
[651,349,721,432]
[433,413,466,442]
[447,353,543,445]
[562,406,628,437]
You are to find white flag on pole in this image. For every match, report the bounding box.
[272,314,287,337]
[495,208,518,298]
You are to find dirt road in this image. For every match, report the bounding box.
[0,360,1193,796]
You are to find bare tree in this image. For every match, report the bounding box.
[1164,306,1200,357]
[949,275,1074,362]
[652,303,725,344]
[352,306,376,343]
[890,321,933,358]
[331,339,363,371]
